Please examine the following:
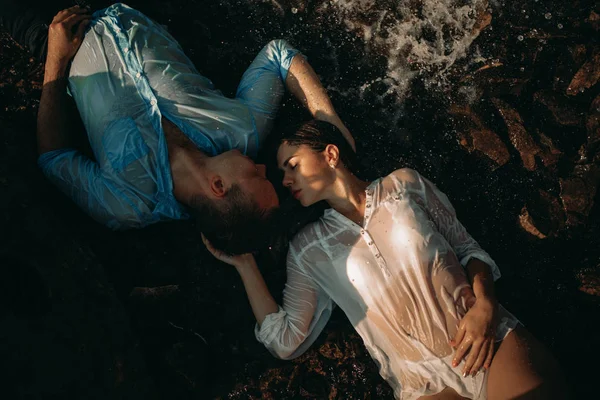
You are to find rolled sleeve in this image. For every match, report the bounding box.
[254,250,333,360]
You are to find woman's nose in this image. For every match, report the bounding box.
[282,172,293,187]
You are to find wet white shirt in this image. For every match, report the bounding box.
[255,168,518,399]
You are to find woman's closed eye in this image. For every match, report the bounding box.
[289,163,297,170]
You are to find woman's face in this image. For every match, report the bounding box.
[277,142,335,207]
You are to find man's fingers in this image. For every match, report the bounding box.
[53,5,89,23]
[470,340,489,376]
[76,18,92,38]
[62,13,92,29]
[452,336,472,367]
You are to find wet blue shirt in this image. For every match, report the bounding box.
[38,3,299,229]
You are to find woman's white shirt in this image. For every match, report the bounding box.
[255,168,518,399]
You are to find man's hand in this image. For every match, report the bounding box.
[450,289,498,377]
[45,5,91,75]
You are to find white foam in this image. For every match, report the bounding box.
[320,0,490,102]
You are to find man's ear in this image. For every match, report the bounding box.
[209,175,227,198]
[325,144,340,166]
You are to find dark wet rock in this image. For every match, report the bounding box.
[518,206,548,239]
[491,98,542,171]
[449,104,511,169]
[552,45,588,93]
[568,44,589,68]
[585,94,600,160]
[566,50,600,96]
[537,131,563,168]
[534,89,586,127]
[518,190,566,238]
[559,164,600,226]
[164,341,210,392]
[587,11,600,31]
[130,284,180,300]
[469,65,530,97]
[577,265,600,296]
[2,1,600,399]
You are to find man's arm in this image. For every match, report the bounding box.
[37,6,90,154]
[286,56,356,151]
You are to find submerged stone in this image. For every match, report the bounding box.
[534,89,586,127]
[519,190,566,238]
[491,98,542,171]
[585,94,600,160]
[559,164,600,226]
[566,51,600,96]
[449,104,511,169]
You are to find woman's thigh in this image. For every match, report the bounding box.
[418,387,469,400]
[486,325,568,399]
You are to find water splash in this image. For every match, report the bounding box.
[318,0,490,102]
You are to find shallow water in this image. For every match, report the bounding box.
[0,0,599,398]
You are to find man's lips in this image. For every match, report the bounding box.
[292,189,302,199]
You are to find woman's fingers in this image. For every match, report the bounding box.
[201,233,218,255]
[470,340,490,376]
[450,323,466,348]
[484,339,495,370]
[462,339,482,377]
[452,334,473,367]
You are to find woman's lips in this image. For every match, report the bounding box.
[292,189,302,199]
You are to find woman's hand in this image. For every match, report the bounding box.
[201,234,255,270]
[450,291,498,377]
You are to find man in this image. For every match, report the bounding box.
[2,3,353,251]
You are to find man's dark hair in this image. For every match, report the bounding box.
[190,184,275,255]
[281,119,358,173]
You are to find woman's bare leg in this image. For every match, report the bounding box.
[418,387,469,400]
[486,325,568,399]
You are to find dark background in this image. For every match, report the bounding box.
[1,0,599,398]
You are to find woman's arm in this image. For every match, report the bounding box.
[286,56,355,151]
[233,255,279,326]
[202,235,334,359]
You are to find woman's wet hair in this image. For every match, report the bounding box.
[281,120,358,173]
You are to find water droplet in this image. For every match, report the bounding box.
[517,35,524,41]
[545,12,552,20]
[557,23,563,29]
[291,7,298,14]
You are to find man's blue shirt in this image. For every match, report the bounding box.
[38,3,299,229]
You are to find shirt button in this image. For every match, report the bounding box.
[360,229,365,235]
[375,254,381,258]
[124,47,129,53]
[136,72,141,78]
[368,241,373,246]
[150,99,157,106]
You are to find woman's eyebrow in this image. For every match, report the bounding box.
[280,156,294,170]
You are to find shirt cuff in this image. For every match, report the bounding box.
[460,253,502,281]
[254,306,286,344]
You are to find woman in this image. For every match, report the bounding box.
[203,120,567,399]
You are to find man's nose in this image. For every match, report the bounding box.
[256,164,267,177]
